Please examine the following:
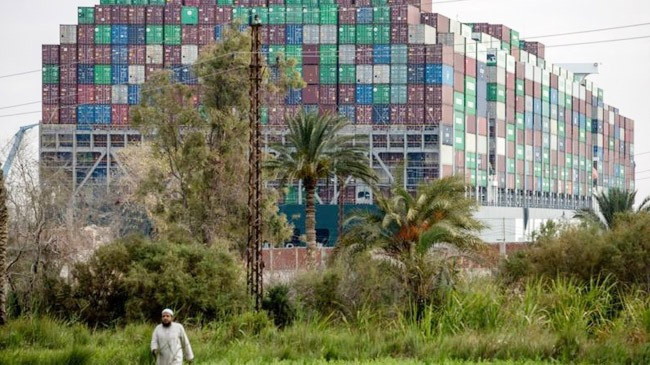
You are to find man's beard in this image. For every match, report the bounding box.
[162,321,171,327]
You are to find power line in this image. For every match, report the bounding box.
[546,35,650,48]
[527,22,650,39]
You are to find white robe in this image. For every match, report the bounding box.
[151,322,194,365]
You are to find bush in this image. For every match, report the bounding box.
[44,236,247,326]
[262,285,296,328]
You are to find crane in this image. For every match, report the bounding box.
[3,123,38,176]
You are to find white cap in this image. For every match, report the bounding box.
[162,308,174,316]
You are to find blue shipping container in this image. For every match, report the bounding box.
[111,45,128,64]
[579,114,586,129]
[95,105,112,124]
[572,113,579,126]
[214,25,223,41]
[477,62,487,81]
[181,66,198,84]
[286,25,303,45]
[303,104,318,113]
[111,25,128,45]
[128,85,141,105]
[355,85,373,104]
[533,98,541,114]
[171,65,184,83]
[407,64,425,84]
[111,65,128,84]
[550,88,558,104]
[78,65,94,84]
[77,105,95,124]
[339,105,355,122]
[525,112,533,128]
[285,88,302,105]
[424,64,453,86]
[372,105,390,124]
[128,25,146,44]
[373,45,390,64]
[356,8,373,24]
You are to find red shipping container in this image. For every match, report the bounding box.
[60,66,77,85]
[497,120,506,137]
[506,72,515,90]
[59,85,76,105]
[258,26,269,44]
[198,5,216,24]
[338,85,355,103]
[453,71,464,92]
[95,85,112,104]
[268,0,284,4]
[478,117,488,136]
[303,44,318,64]
[506,90,515,106]
[356,45,373,64]
[339,8,356,24]
[507,141,515,158]
[78,45,94,64]
[302,85,319,104]
[534,82,541,98]
[420,13,450,32]
[407,84,424,104]
[167,0,183,6]
[128,6,146,24]
[128,45,146,64]
[42,85,59,104]
[465,57,476,77]
[497,156,506,172]
[455,150,465,167]
[407,105,424,125]
[426,85,453,105]
[558,153,564,167]
[507,174,515,189]
[525,79,533,95]
[390,105,407,124]
[95,45,112,64]
[184,0,200,6]
[506,106,515,122]
[525,130,532,144]
[95,6,111,24]
[215,6,232,24]
[515,95,524,113]
[516,160,524,172]
[77,25,94,44]
[112,105,130,125]
[428,104,452,125]
[511,48,520,62]
[145,65,163,79]
[407,45,425,64]
[77,85,95,104]
[302,65,318,84]
[391,5,420,24]
[516,130,524,142]
[356,106,372,124]
[269,105,285,125]
[466,115,476,133]
[390,24,408,44]
[355,0,371,6]
[182,25,198,44]
[268,25,285,44]
[111,6,129,24]
[425,45,453,65]
[164,6,181,24]
[198,25,215,45]
[319,85,336,105]
[453,53,465,72]
[42,45,59,64]
[146,6,164,24]
[164,46,181,65]
[60,106,77,124]
[60,45,77,65]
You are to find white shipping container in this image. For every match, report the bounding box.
[437,33,455,47]
[497,137,506,156]
[558,77,565,93]
[449,19,461,35]
[525,64,534,80]
[441,145,453,165]
[497,102,506,120]
[525,96,533,110]
[390,64,406,84]
[551,135,558,150]
[529,53,537,66]
[465,133,476,153]
[506,55,515,73]
[408,24,436,44]
[477,43,487,63]
[339,45,355,64]
[453,33,464,53]
[542,70,550,86]
[303,25,320,44]
[460,24,472,38]
[373,65,390,84]
[551,119,558,135]
[181,45,198,65]
[146,45,163,64]
[128,65,145,84]
[579,85,586,100]
[112,85,128,104]
[534,66,542,83]
[320,25,337,44]
[526,146,533,161]
[356,65,373,84]
[465,40,477,58]
[60,25,77,44]
[477,135,487,154]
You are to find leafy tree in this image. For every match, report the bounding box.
[0,170,7,325]
[574,188,650,230]
[264,111,376,261]
[339,176,484,318]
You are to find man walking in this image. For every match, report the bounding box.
[151,308,194,365]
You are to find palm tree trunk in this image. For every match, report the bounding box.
[304,178,317,267]
[0,170,8,325]
[337,176,345,245]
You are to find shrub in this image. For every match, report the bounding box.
[262,285,296,328]
[44,235,247,326]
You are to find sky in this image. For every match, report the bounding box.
[0,0,648,199]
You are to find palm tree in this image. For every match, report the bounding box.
[0,169,8,325]
[339,176,484,318]
[265,111,376,262]
[574,188,650,230]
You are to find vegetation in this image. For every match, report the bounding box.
[0,170,7,325]
[574,187,650,229]
[265,111,376,260]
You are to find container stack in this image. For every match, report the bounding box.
[41,0,635,205]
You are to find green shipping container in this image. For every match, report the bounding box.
[132,0,148,5]
[285,6,303,24]
[95,25,112,45]
[373,85,390,104]
[164,25,182,45]
[390,85,407,104]
[356,25,373,44]
[507,124,515,141]
[319,45,337,64]
[268,5,286,24]
[373,25,390,44]
[465,99,476,116]
[42,65,59,84]
[285,0,302,4]
[100,0,116,4]
[465,76,476,95]
[303,7,319,24]
[372,0,388,5]
[507,159,515,173]
[339,25,356,44]
[286,45,302,64]
[373,6,390,23]
[78,7,94,24]
[149,0,166,4]
[320,65,337,84]
[454,92,464,111]
[320,5,338,25]
[146,25,163,44]
[558,122,565,137]
[534,164,542,177]
[516,113,525,130]
[543,149,550,163]
[181,7,198,24]
[541,86,550,102]
[94,65,111,85]
[479,170,487,187]
[466,152,476,169]
[454,111,464,131]
[116,0,132,4]
[217,0,234,5]
[487,83,506,102]
[515,79,524,96]
[501,42,510,52]
[303,0,319,7]
[516,145,524,160]
[232,7,250,24]
[391,44,407,64]
[339,65,356,84]
[251,7,269,24]
[268,45,285,65]
[454,133,465,150]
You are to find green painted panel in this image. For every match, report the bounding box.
[146,25,163,44]
[373,84,390,104]
[181,6,199,25]
[94,25,112,45]
[320,65,337,84]
[268,5,286,25]
[374,25,390,44]
[94,65,111,85]
[286,45,302,64]
[339,65,356,84]
[320,5,338,25]
[339,25,356,44]
[319,45,337,64]
[164,25,181,45]
[42,65,59,84]
[78,7,94,24]
[356,25,373,44]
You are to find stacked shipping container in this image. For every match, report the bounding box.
[41,0,635,206]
